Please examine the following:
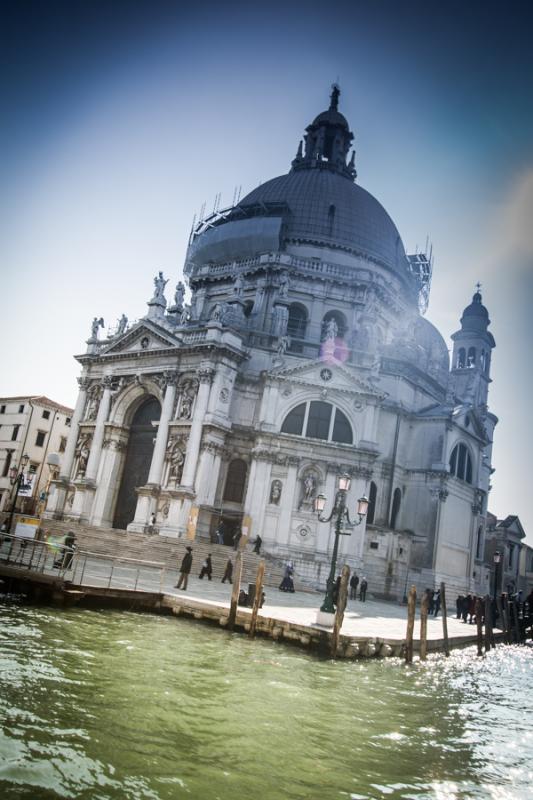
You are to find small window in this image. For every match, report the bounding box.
[65,417,71,426]
[35,431,46,447]
[28,463,38,474]
[457,348,466,369]
[42,410,50,420]
[467,347,476,367]
[367,481,377,525]
[11,425,20,441]
[2,451,13,477]
[475,526,484,560]
[390,488,402,529]
[370,541,379,550]
[0,405,5,414]
[19,404,25,413]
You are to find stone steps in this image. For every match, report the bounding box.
[39,520,301,589]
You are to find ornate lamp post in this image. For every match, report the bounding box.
[7,452,30,533]
[314,473,368,622]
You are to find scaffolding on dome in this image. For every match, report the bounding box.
[407,245,433,315]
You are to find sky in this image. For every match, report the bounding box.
[1,0,532,542]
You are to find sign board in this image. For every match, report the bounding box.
[17,472,36,497]
[14,515,40,540]
[186,506,199,540]
[241,513,252,546]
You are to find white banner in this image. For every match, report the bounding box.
[17,472,36,497]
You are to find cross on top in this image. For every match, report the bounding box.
[475,281,482,293]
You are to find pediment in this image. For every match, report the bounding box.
[100,321,180,355]
[270,359,385,398]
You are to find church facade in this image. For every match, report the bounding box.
[46,89,497,599]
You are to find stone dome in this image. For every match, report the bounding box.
[239,168,408,276]
[461,291,490,333]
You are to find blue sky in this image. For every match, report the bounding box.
[1,0,532,541]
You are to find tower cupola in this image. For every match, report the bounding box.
[451,286,496,406]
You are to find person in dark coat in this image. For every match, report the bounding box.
[462,594,471,623]
[62,532,76,570]
[199,554,213,580]
[232,528,242,552]
[221,557,233,584]
[279,561,295,592]
[349,573,359,600]
[252,535,262,555]
[433,589,441,617]
[359,577,368,602]
[175,547,193,590]
[456,595,463,619]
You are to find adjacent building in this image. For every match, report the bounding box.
[46,88,503,599]
[0,396,73,516]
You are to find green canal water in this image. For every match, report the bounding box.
[0,600,531,800]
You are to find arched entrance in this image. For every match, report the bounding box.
[113,397,161,530]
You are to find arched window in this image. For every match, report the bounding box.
[321,310,347,340]
[467,346,476,367]
[457,348,466,369]
[243,301,254,318]
[390,488,401,529]
[367,481,377,525]
[287,304,307,339]
[223,459,247,503]
[280,401,353,444]
[449,443,473,484]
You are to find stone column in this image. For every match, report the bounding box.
[276,457,300,547]
[84,377,113,484]
[60,376,91,481]
[181,366,214,488]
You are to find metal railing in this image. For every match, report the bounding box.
[0,534,167,593]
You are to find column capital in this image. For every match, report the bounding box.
[198,367,215,385]
[77,376,91,390]
[102,375,115,390]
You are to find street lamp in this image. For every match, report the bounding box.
[314,473,368,622]
[7,452,30,533]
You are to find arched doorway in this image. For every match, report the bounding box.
[113,397,161,530]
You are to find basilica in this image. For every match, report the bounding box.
[46,88,497,599]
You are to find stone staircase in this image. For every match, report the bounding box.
[38,519,305,590]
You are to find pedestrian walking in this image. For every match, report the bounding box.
[199,553,213,580]
[349,573,359,600]
[359,577,368,602]
[252,535,262,555]
[175,547,193,590]
[279,561,295,593]
[221,557,233,584]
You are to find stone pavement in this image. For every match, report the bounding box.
[166,573,475,642]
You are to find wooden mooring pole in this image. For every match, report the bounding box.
[475,596,484,656]
[405,585,417,664]
[502,594,512,643]
[331,565,350,658]
[248,560,265,638]
[484,595,492,652]
[419,589,430,661]
[227,551,243,631]
[440,582,450,657]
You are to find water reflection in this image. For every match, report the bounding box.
[0,600,531,799]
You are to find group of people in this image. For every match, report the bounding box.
[349,574,368,602]
[175,547,235,590]
[214,522,262,554]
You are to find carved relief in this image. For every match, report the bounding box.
[75,434,92,478]
[177,378,199,419]
[269,480,282,505]
[298,469,318,511]
[165,435,187,485]
[85,383,102,421]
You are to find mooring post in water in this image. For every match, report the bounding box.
[484,594,492,652]
[405,585,417,664]
[496,594,504,639]
[331,564,350,658]
[512,598,521,644]
[419,588,430,661]
[475,597,484,656]
[502,594,512,643]
[248,559,265,638]
[227,551,243,631]
[440,582,450,657]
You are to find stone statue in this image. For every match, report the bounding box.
[269,480,282,505]
[210,303,224,322]
[90,317,104,340]
[116,314,128,335]
[76,436,92,478]
[179,305,190,325]
[153,271,168,305]
[324,318,338,341]
[233,273,244,298]
[179,394,193,419]
[174,282,185,309]
[299,472,316,509]
[168,443,185,484]
[276,335,291,357]
[278,272,290,300]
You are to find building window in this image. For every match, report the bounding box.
[223,459,247,503]
[475,526,484,560]
[65,417,71,426]
[367,481,377,525]
[42,410,50,420]
[467,346,476,367]
[390,488,402,529]
[281,401,353,445]
[2,451,13,477]
[11,425,20,442]
[449,443,473,484]
[29,463,38,474]
[19,404,25,413]
[0,405,5,414]
[457,348,466,369]
[369,541,379,550]
[35,431,46,447]
[508,544,515,571]
[287,304,308,349]
[59,436,67,453]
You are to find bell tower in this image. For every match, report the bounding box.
[450,286,496,407]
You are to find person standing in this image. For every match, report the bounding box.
[433,589,441,617]
[62,532,77,570]
[216,521,225,545]
[175,547,193,590]
[359,577,368,602]
[252,535,262,555]
[199,553,213,580]
[232,527,242,552]
[349,573,359,600]
[221,557,233,584]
